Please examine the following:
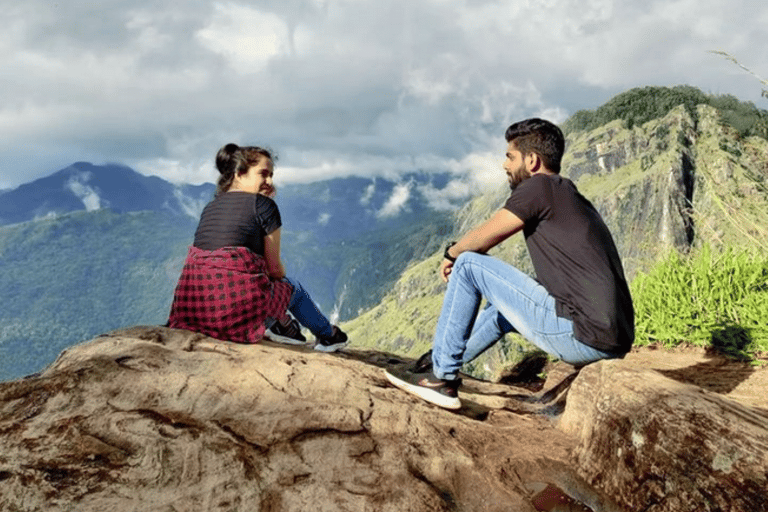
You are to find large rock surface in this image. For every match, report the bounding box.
[1,326,766,512]
[561,359,768,512]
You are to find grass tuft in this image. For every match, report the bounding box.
[631,245,768,362]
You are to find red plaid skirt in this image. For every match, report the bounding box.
[168,246,293,343]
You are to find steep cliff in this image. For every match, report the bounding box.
[569,104,768,272]
[343,103,768,374]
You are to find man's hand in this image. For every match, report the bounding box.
[440,258,454,283]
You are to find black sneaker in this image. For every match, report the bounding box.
[265,317,307,345]
[410,349,433,373]
[314,325,348,353]
[384,368,461,410]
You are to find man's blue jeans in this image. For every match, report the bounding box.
[283,276,334,338]
[431,252,616,380]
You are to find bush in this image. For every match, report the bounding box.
[631,246,768,361]
[563,85,768,139]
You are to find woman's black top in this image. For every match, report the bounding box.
[193,192,281,256]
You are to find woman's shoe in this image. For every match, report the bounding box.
[314,326,348,352]
[265,317,307,345]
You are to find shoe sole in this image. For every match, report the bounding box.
[313,341,347,353]
[264,330,307,346]
[384,370,461,410]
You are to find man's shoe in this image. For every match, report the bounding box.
[265,318,307,345]
[410,349,433,373]
[314,326,348,353]
[384,368,461,410]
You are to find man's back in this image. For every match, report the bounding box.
[504,173,634,355]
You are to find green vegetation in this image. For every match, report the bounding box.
[563,85,768,139]
[631,246,768,362]
[0,210,195,379]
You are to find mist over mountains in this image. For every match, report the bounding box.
[0,162,213,225]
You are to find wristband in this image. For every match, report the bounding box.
[444,242,457,262]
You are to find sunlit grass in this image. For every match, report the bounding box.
[631,245,768,362]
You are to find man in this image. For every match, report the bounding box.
[385,118,634,410]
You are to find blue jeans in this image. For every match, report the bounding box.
[431,252,616,380]
[283,276,334,338]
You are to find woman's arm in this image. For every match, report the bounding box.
[264,228,286,279]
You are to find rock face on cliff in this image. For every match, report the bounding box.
[2,327,767,511]
[565,104,768,271]
[343,102,768,374]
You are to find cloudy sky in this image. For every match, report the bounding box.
[2,0,766,192]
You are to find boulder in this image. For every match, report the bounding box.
[560,359,768,512]
[0,326,615,512]
[2,326,766,512]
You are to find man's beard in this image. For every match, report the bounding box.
[507,166,529,190]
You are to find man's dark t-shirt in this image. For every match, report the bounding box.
[193,192,281,256]
[504,173,634,354]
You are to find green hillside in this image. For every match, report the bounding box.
[0,210,194,379]
[0,206,452,381]
[343,87,768,379]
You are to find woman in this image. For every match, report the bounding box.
[168,143,347,352]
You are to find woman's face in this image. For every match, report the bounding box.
[232,157,275,196]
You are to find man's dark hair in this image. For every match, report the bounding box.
[505,118,565,173]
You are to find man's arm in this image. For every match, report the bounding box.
[440,209,524,282]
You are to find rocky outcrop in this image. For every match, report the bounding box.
[0,327,612,512]
[561,360,768,512]
[2,327,767,511]
[565,104,768,272]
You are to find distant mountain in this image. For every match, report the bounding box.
[0,165,456,381]
[0,162,214,225]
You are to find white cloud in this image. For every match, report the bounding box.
[317,212,332,225]
[1,0,767,191]
[135,157,214,186]
[377,182,411,219]
[417,150,504,210]
[418,180,471,211]
[66,172,103,212]
[359,182,375,206]
[196,4,289,71]
[172,188,209,219]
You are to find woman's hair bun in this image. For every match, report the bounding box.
[216,143,241,175]
[214,143,274,195]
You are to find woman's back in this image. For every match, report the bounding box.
[193,192,281,256]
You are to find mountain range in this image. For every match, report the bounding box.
[0,162,213,225]
[0,164,455,380]
[2,85,767,383]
